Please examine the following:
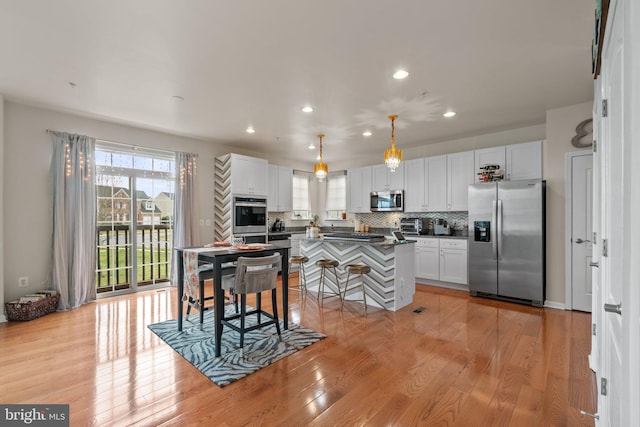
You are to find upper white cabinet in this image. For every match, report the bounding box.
[347,166,372,213]
[229,153,269,196]
[371,163,404,191]
[446,151,475,211]
[506,140,542,181]
[403,154,464,213]
[403,158,427,212]
[426,155,448,211]
[268,164,293,212]
[474,141,542,182]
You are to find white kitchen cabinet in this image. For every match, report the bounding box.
[415,238,440,280]
[415,237,468,285]
[371,163,404,191]
[404,158,427,212]
[474,141,542,182]
[230,153,269,196]
[347,166,371,213]
[446,151,475,211]
[268,164,293,212]
[439,239,468,285]
[506,140,542,181]
[474,147,506,182]
[426,155,447,211]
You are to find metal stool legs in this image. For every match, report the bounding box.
[315,259,341,306]
[340,264,372,316]
[288,256,309,295]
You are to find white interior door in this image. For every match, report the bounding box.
[598,0,626,423]
[570,153,593,312]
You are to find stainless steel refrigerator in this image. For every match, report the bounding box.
[468,179,546,306]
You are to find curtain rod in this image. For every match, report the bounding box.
[45,129,182,157]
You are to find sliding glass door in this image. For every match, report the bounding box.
[95,146,175,296]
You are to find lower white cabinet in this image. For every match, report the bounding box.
[415,238,440,280]
[439,239,468,285]
[415,237,468,285]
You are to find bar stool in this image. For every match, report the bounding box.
[315,259,341,306]
[340,264,372,316]
[288,255,309,295]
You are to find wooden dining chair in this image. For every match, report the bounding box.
[221,254,282,351]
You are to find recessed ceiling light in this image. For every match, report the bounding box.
[443,111,456,118]
[301,105,314,113]
[393,70,409,80]
[363,131,372,137]
[308,143,315,150]
[246,126,255,134]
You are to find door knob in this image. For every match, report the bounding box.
[604,302,622,315]
[575,238,591,244]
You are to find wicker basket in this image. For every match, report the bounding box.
[5,294,60,321]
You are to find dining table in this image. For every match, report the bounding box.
[175,240,291,357]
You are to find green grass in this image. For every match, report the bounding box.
[96,243,172,289]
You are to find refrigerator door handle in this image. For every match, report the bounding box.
[497,199,503,260]
[491,200,498,259]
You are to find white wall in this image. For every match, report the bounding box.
[544,102,593,303]
[0,96,5,321]
[1,101,241,304]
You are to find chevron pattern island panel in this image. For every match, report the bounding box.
[301,240,402,311]
[214,154,232,242]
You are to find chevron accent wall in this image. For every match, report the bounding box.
[301,240,409,311]
[214,154,232,242]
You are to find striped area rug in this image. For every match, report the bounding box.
[148,305,325,387]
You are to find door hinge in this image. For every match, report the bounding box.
[602,99,608,117]
[602,239,608,257]
[593,231,597,244]
[593,141,597,153]
[592,323,596,336]
[601,377,608,396]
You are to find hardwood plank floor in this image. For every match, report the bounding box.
[0,280,596,426]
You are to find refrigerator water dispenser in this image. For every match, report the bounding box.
[474,221,491,242]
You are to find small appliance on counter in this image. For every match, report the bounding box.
[433,219,450,236]
[400,218,423,235]
[271,218,285,232]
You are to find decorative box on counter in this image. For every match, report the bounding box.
[5,291,59,321]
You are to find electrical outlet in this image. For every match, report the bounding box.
[18,276,29,287]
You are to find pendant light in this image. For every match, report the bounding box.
[384,114,402,172]
[314,133,328,181]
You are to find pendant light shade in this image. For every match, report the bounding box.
[384,114,402,172]
[314,133,328,181]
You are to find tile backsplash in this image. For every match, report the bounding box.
[269,211,468,231]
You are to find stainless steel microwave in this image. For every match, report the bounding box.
[370,190,404,212]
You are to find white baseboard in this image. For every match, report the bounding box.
[416,280,469,292]
[544,300,566,310]
[0,314,7,323]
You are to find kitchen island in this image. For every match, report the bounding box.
[300,236,416,311]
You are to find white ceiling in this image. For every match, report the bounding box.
[0,1,594,166]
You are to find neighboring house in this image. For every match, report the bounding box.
[97,185,131,223]
[154,192,175,223]
[135,191,162,225]
[97,186,162,225]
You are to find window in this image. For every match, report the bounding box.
[292,171,311,219]
[325,172,347,219]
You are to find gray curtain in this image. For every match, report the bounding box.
[51,132,97,310]
[170,152,200,286]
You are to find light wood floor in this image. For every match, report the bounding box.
[0,278,596,426]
